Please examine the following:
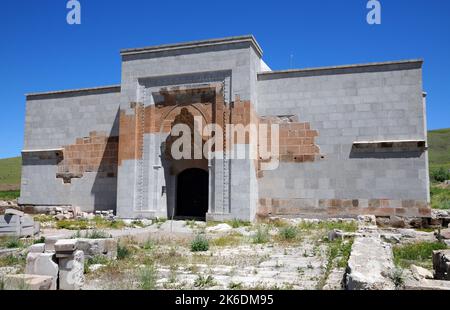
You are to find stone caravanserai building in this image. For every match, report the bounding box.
[19,35,430,221]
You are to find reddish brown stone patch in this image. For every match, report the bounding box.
[57,131,118,183]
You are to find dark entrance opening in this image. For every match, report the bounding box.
[176,168,209,220]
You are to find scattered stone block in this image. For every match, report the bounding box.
[432,250,450,280]
[28,243,45,253]
[345,236,395,290]
[5,209,24,217]
[410,265,434,280]
[357,215,377,226]
[59,250,85,290]
[439,228,450,240]
[404,278,450,290]
[205,223,232,233]
[0,213,39,237]
[55,239,78,252]
[76,238,117,259]
[3,274,54,290]
[25,252,58,290]
[389,216,406,228]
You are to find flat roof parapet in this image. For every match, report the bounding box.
[26,85,121,100]
[120,35,263,58]
[258,59,423,80]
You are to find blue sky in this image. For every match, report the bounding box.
[0,0,449,159]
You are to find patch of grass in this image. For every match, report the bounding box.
[5,238,22,249]
[117,244,132,260]
[72,230,111,239]
[430,185,450,210]
[228,281,243,290]
[194,275,216,288]
[253,225,270,244]
[92,216,125,229]
[430,167,450,183]
[185,219,198,229]
[267,218,290,228]
[191,234,209,252]
[0,254,25,268]
[298,220,358,233]
[152,217,167,225]
[57,219,89,230]
[0,190,20,200]
[0,157,21,187]
[278,226,298,241]
[227,219,251,228]
[138,264,157,290]
[211,233,242,247]
[142,239,156,250]
[393,241,448,268]
[84,255,110,273]
[33,214,55,223]
[336,239,353,268]
[33,236,45,244]
[317,238,354,289]
[389,268,405,289]
[428,128,450,170]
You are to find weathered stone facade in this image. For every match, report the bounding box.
[19,35,430,221]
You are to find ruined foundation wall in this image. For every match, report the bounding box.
[256,61,430,218]
[19,88,121,212]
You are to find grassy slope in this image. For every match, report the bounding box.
[0,157,21,191]
[428,128,450,209]
[428,128,450,170]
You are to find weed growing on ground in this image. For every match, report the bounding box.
[389,268,405,289]
[253,225,270,244]
[191,234,209,252]
[4,238,23,249]
[117,244,132,260]
[142,239,156,250]
[278,226,299,241]
[0,190,20,200]
[33,236,45,244]
[71,230,111,239]
[194,275,216,288]
[317,238,354,289]
[227,219,251,228]
[228,281,243,289]
[138,264,157,290]
[211,233,242,247]
[84,255,110,273]
[298,221,357,233]
[0,254,25,268]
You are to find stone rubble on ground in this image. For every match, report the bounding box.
[344,215,396,290]
[0,209,40,237]
[3,274,54,290]
[205,223,233,233]
[345,236,396,290]
[410,264,434,280]
[16,236,118,290]
[76,238,117,260]
[25,252,59,290]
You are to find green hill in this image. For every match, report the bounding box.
[0,156,21,191]
[428,128,450,170]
